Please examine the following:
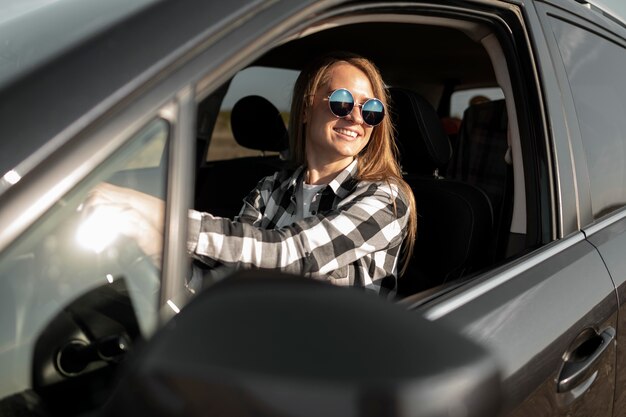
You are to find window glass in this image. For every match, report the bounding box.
[207,66,298,161]
[123,131,167,169]
[0,119,168,399]
[550,17,626,218]
[450,87,504,119]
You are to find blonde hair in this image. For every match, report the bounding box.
[288,51,417,276]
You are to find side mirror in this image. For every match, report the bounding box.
[102,270,502,417]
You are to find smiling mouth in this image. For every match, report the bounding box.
[334,127,359,138]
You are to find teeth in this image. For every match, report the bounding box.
[336,128,357,138]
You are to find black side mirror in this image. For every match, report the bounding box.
[101,270,502,417]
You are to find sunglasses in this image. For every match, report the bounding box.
[325,88,385,127]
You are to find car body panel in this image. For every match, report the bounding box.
[0,0,158,89]
[584,211,626,413]
[424,233,617,415]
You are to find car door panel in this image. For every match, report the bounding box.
[423,234,616,416]
[584,212,626,416]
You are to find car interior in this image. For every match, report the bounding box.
[193,15,545,301]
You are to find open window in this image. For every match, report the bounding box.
[191,3,549,299]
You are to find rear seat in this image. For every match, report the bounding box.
[447,99,512,263]
[389,87,494,296]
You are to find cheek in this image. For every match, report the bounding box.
[363,129,374,143]
[358,131,375,151]
[309,110,334,134]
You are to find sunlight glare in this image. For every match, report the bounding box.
[76,206,125,253]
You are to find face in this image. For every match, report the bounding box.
[305,62,376,169]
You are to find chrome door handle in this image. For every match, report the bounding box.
[557,327,615,393]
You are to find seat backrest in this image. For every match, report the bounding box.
[230,95,289,154]
[389,88,452,177]
[195,95,289,217]
[448,99,512,262]
[389,87,494,296]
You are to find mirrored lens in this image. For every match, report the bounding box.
[362,98,385,126]
[328,88,354,117]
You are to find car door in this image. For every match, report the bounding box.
[0,0,305,412]
[421,235,616,416]
[0,117,174,414]
[412,1,619,416]
[534,1,626,416]
[587,216,626,416]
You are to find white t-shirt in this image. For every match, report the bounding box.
[296,181,325,219]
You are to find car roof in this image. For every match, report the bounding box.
[588,0,626,26]
[0,0,158,91]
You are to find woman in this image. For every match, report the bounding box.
[89,51,417,296]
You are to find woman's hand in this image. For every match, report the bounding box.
[80,183,165,264]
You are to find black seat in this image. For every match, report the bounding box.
[448,99,512,262]
[230,95,289,155]
[195,95,289,217]
[389,87,494,296]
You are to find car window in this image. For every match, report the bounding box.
[0,118,169,399]
[549,17,626,220]
[207,66,298,162]
[123,131,167,169]
[193,15,546,296]
[450,87,505,119]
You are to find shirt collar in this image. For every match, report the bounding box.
[286,165,306,193]
[327,158,358,198]
[286,159,358,197]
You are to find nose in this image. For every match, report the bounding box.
[346,103,365,125]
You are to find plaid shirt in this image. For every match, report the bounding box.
[187,159,410,295]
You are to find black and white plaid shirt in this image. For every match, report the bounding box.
[187,159,410,295]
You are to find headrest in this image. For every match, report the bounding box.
[462,99,508,133]
[388,87,452,175]
[230,95,289,152]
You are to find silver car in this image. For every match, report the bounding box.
[1,0,625,416]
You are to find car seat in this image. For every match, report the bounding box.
[389,87,494,296]
[447,99,512,263]
[194,95,289,217]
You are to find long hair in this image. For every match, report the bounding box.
[288,51,417,276]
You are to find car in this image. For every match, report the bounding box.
[0,0,625,416]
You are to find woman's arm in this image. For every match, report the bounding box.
[188,180,410,277]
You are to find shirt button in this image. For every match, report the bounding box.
[312,210,317,215]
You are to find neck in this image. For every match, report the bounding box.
[306,157,354,185]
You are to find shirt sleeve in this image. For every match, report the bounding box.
[186,181,410,278]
